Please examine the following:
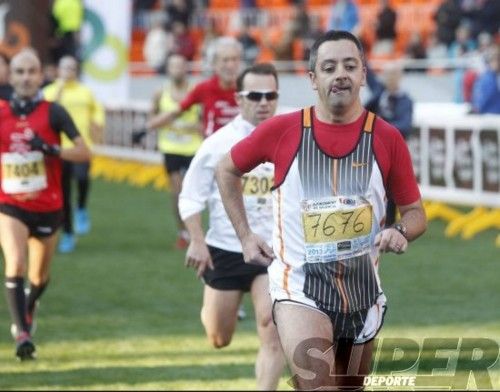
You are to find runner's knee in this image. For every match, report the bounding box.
[5,259,26,276]
[258,317,282,352]
[201,308,233,348]
[257,311,273,330]
[207,332,232,349]
[27,274,48,286]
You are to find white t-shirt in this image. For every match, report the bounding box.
[179,115,274,253]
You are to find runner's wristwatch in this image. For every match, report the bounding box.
[393,223,408,239]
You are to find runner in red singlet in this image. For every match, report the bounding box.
[0,49,90,361]
[142,36,242,138]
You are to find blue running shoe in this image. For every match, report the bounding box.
[75,208,90,235]
[58,233,75,253]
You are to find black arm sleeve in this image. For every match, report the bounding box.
[49,102,81,141]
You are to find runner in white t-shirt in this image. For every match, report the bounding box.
[178,63,285,390]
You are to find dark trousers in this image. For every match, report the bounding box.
[61,160,91,234]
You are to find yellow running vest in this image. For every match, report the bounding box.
[157,87,202,156]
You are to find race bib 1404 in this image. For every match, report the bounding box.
[1,151,47,194]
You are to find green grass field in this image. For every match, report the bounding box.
[0,179,498,390]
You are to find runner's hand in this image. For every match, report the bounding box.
[27,134,60,156]
[374,228,408,254]
[185,239,214,278]
[241,232,275,267]
[131,129,147,144]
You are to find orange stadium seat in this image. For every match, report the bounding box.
[130,29,146,63]
[130,0,441,75]
[256,0,290,7]
[356,0,439,60]
[256,27,280,63]
[357,3,378,50]
[305,0,330,5]
[209,0,239,8]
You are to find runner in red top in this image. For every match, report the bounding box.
[0,49,90,361]
[230,108,420,208]
[216,31,427,390]
[143,36,242,138]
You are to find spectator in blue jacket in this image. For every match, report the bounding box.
[472,44,500,114]
[366,63,414,138]
[365,63,414,226]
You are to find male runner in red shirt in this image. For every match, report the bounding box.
[216,30,427,390]
[0,49,90,360]
[136,36,242,139]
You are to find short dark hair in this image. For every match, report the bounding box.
[236,63,279,92]
[308,30,365,71]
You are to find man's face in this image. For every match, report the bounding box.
[58,57,78,82]
[236,73,278,126]
[167,54,187,83]
[213,46,241,86]
[10,52,43,98]
[309,39,366,112]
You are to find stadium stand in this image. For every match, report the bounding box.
[130,0,445,74]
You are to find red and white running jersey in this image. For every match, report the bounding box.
[231,107,421,313]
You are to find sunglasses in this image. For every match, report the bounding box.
[238,90,279,102]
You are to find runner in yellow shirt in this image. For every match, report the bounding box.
[43,55,104,253]
[133,53,202,249]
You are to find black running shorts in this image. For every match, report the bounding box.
[0,203,63,237]
[203,245,268,292]
[163,153,194,175]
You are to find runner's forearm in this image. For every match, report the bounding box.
[397,200,427,241]
[60,136,90,162]
[215,154,252,242]
[183,213,205,243]
[147,109,180,129]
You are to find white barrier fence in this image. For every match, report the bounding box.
[96,102,500,208]
[408,103,499,208]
